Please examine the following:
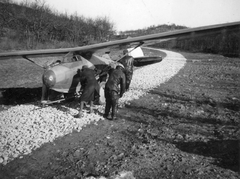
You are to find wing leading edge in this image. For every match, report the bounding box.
[0,21,240,58]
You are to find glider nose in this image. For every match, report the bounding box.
[42,70,56,88]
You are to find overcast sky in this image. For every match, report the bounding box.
[14,0,240,31]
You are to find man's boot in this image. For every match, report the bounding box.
[103,100,111,119]
[89,101,94,114]
[111,104,117,120]
[75,101,85,118]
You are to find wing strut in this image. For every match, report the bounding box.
[23,56,45,68]
[117,41,144,62]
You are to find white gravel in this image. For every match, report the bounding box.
[0,48,186,165]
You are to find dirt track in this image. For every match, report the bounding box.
[0,48,240,178]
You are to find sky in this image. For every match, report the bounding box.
[13,0,240,32]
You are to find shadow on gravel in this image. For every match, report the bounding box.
[122,85,239,174]
[149,90,240,112]
[174,139,239,172]
[122,105,239,173]
[0,87,98,117]
[125,103,233,126]
[0,87,42,105]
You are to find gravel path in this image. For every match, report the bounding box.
[0,48,187,165]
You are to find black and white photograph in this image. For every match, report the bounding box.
[0,0,239,178]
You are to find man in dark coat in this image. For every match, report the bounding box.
[118,49,134,91]
[75,65,100,118]
[103,64,126,120]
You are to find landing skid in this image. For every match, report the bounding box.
[41,97,75,106]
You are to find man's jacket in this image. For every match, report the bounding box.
[118,56,134,74]
[105,68,126,96]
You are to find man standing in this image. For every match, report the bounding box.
[104,64,126,120]
[118,49,134,91]
[75,65,100,118]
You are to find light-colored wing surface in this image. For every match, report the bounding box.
[0,21,239,58]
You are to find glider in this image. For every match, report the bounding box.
[0,21,239,105]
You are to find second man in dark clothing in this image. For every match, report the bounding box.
[104,64,126,120]
[118,49,134,91]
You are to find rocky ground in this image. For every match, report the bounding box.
[0,48,239,179]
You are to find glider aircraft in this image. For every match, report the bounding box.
[0,21,239,105]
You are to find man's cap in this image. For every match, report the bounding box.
[123,49,128,54]
[82,65,89,69]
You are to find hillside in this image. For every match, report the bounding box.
[0,1,115,51]
[1,1,239,57]
[0,1,187,52]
